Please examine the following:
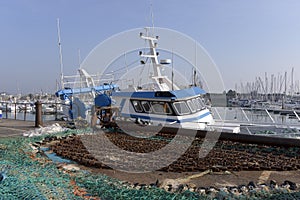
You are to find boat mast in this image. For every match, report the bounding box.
[171,49,174,90]
[150,3,155,36]
[57,18,64,89]
[193,40,197,87]
[282,71,287,109]
[140,28,161,77]
[291,67,294,97]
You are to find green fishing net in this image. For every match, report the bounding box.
[1,129,300,200]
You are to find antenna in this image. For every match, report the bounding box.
[193,68,197,86]
[57,18,64,89]
[150,2,154,35]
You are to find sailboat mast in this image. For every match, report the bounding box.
[171,50,174,90]
[282,71,287,109]
[57,18,64,89]
[291,67,294,96]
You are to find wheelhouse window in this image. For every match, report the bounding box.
[141,101,151,112]
[187,100,196,113]
[130,100,173,115]
[173,101,190,115]
[132,100,143,112]
[151,102,172,114]
[192,98,201,111]
[197,97,206,109]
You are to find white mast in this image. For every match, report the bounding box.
[282,71,287,109]
[150,3,155,36]
[291,67,294,96]
[139,28,179,91]
[171,49,174,90]
[57,18,64,89]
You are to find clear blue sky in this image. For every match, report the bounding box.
[1,0,300,94]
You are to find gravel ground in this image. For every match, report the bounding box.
[88,167,300,189]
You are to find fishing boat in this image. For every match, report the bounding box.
[54,19,118,121]
[55,68,118,121]
[90,28,240,133]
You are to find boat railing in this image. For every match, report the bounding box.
[264,108,275,123]
[212,106,300,128]
[241,108,251,123]
[62,73,115,90]
[293,110,300,121]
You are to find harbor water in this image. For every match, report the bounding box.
[2,106,299,125]
[1,112,59,122]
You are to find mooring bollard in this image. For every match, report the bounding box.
[35,101,43,127]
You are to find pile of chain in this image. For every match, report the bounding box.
[48,130,300,199]
[50,132,300,172]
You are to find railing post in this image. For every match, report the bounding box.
[14,103,17,120]
[24,103,27,121]
[5,103,8,119]
[35,101,43,127]
[55,102,58,120]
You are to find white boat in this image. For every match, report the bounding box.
[1,103,17,112]
[17,101,34,112]
[92,28,240,133]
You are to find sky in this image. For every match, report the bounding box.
[0,0,300,95]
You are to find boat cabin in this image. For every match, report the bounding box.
[111,87,214,129]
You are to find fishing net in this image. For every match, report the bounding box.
[1,128,300,199]
[0,129,201,199]
[0,133,79,199]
